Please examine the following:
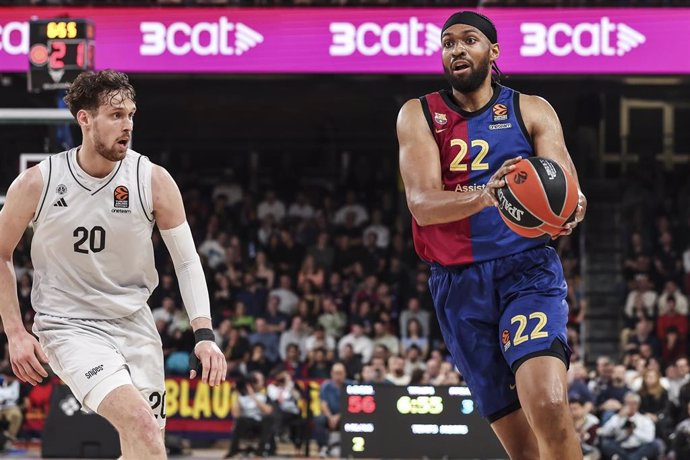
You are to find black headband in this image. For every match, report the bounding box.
[442,11,497,44]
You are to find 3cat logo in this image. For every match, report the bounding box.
[114,185,129,208]
[502,329,511,351]
[492,104,508,122]
[514,171,528,184]
[434,112,447,125]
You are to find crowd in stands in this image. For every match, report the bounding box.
[564,164,690,460]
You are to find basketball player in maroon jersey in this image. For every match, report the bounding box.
[398,12,587,460]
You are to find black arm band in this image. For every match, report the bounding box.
[194,328,215,343]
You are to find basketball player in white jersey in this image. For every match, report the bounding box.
[0,70,226,459]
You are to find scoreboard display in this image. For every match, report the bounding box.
[28,19,94,92]
[341,384,507,459]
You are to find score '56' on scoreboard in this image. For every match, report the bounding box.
[341,384,507,459]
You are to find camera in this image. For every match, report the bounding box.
[622,420,635,430]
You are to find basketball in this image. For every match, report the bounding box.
[496,157,579,238]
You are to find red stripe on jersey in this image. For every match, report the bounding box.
[411,93,474,266]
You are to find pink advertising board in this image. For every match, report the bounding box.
[0,7,687,74]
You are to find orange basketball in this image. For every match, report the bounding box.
[496,157,578,238]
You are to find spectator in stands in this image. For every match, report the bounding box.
[639,368,673,441]
[152,296,179,332]
[222,325,250,377]
[272,343,306,380]
[671,402,690,459]
[264,295,288,334]
[624,274,658,319]
[568,362,595,412]
[279,316,308,362]
[403,344,426,376]
[287,192,314,221]
[401,318,429,359]
[372,320,400,357]
[266,370,305,450]
[589,356,614,401]
[252,250,275,290]
[198,231,228,270]
[307,347,332,379]
[658,280,688,315]
[665,364,684,413]
[339,344,362,380]
[350,300,374,335]
[598,392,658,460]
[425,358,443,386]
[317,296,347,339]
[338,321,373,364]
[297,255,324,292]
[269,275,299,316]
[363,209,390,249]
[661,326,686,368]
[257,190,286,223]
[315,363,348,457]
[235,273,267,318]
[333,190,368,227]
[273,229,304,276]
[0,368,22,444]
[569,395,600,460]
[246,343,274,377]
[399,297,430,340]
[304,325,335,360]
[597,365,631,422]
[655,231,682,283]
[626,317,661,359]
[231,301,255,332]
[225,372,275,458]
[307,232,334,273]
[386,356,410,385]
[249,318,280,363]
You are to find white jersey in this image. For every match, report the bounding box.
[31,147,158,319]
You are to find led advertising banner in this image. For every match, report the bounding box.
[0,7,687,74]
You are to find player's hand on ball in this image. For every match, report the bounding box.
[552,191,587,240]
[189,340,227,387]
[482,156,523,207]
[9,331,49,386]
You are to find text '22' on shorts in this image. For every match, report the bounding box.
[429,245,571,423]
[33,306,167,428]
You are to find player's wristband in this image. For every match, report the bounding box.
[189,328,214,375]
[194,328,215,343]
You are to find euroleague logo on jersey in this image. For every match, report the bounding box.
[492,104,508,122]
[502,329,511,351]
[114,185,129,209]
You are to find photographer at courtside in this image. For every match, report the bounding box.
[225,371,275,458]
[597,392,658,460]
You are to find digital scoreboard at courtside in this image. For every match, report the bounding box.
[28,19,94,92]
[341,385,506,459]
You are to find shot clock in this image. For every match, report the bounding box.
[28,19,94,92]
[341,385,506,459]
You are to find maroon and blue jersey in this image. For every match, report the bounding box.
[412,84,548,267]
[411,84,571,422]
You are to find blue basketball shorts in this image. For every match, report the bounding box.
[428,246,571,422]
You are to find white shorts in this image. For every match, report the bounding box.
[33,306,166,428]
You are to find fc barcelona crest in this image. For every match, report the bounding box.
[434,112,448,125]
